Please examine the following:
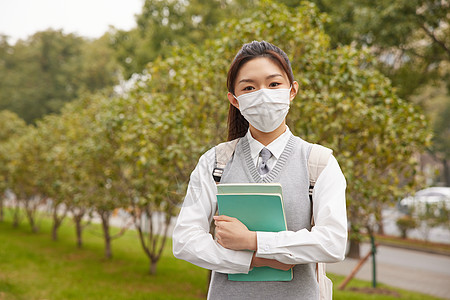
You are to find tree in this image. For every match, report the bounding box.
[78,93,131,259]
[396,215,418,239]
[101,86,202,273]
[0,110,28,222]
[310,0,449,187]
[79,35,119,92]
[313,0,449,96]
[58,98,99,248]
[127,0,430,259]
[431,98,450,185]
[0,30,84,123]
[0,30,119,124]
[7,126,46,233]
[33,114,72,241]
[109,0,263,78]
[415,201,450,240]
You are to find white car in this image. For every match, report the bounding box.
[398,187,450,214]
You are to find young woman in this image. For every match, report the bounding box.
[172,41,347,299]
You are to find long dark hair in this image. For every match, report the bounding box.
[226,41,295,141]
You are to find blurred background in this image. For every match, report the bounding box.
[0,0,449,299]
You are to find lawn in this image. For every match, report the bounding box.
[0,209,444,300]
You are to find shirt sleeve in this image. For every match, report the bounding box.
[255,155,348,264]
[172,148,254,274]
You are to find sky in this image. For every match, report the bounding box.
[0,0,143,44]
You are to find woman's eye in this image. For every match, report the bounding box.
[269,82,281,87]
[243,86,254,91]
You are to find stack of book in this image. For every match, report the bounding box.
[216,183,292,282]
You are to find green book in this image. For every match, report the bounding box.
[216,183,292,282]
[217,183,283,196]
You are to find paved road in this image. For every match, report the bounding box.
[327,243,450,299]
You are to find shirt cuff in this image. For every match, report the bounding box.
[255,231,278,257]
[229,249,255,274]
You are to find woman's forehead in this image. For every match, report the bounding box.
[236,57,288,82]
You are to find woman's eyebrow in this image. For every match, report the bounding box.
[238,73,284,84]
[266,73,283,79]
[238,78,255,84]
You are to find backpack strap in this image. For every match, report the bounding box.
[212,138,240,184]
[210,138,240,238]
[308,144,333,226]
[308,144,334,295]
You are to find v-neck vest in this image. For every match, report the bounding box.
[208,136,319,300]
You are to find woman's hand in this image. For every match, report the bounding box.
[251,253,295,271]
[213,215,257,251]
[214,216,294,271]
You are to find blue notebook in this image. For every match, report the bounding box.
[216,183,292,281]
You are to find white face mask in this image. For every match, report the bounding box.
[235,87,291,133]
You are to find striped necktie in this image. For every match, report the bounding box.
[258,148,272,175]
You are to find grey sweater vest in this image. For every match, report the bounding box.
[208,135,319,300]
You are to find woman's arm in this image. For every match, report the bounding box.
[214,155,347,265]
[255,155,347,264]
[172,149,254,274]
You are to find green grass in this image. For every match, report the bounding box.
[0,209,444,300]
[0,209,207,300]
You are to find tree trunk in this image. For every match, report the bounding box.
[26,208,38,233]
[150,259,158,275]
[0,198,4,222]
[377,220,385,235]
[400,229,407,239]
[443,158,450,187]
[100,210,112,259]
[24,197,39,233]
[71,208,86,248]
[375,206,384,235]
[347,238,361,259]
[30,218,38,233]
[52,223,58,240]
[133,207,172,276]
[12,201,20,227]
[51,205,63,241]
[75,217,83,248]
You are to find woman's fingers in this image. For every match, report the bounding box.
[213,215,237,223]
[213,215,239,229]
[213,216,256,251]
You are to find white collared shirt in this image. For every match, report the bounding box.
[246,126,292,177]
[172,128,347,274]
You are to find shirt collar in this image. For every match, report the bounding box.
[245,126,293,161]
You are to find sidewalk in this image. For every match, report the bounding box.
[327,243,450,299]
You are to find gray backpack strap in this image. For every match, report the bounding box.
[212,138,240,183]
[308,144,333,226]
